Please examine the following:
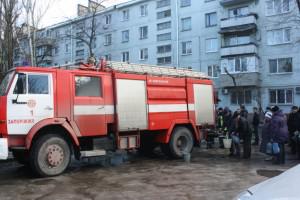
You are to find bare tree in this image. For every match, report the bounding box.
[21,0,55,66]
[0,0,20,75]
[66,0,106,59]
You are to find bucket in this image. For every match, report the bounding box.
[223,138,232,149]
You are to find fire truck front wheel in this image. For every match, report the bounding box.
[29,134,71,177]
[169,127,194,159]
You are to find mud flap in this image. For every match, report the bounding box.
[0,138,8,160]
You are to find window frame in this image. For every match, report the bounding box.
[74,75,103,98]
[269,88,293,105]
[139,26,148,40]
[230,89,252,105]
[269,57,293,74]
[182,41,192,55]
[267,28,291,45]
[205,12,217,27]
[205,38,218,53]
[139,48,149,60]
[121,30,129,43]
[181,17,192,31]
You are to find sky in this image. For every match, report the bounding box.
[35,0,130,28]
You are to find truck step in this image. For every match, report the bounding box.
[80,150,106,158]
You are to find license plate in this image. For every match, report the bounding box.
[0,138,8,160]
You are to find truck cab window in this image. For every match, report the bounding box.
[13,73,26,94]
[75,76,102,97]
[28,74,49,94]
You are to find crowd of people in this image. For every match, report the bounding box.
[216,105,300,164]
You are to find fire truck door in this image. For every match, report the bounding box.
[73,75,106,136]
[7,73,54,135]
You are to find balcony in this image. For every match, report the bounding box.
[220,14,257,33]
[36,38,55,47]
[220,0,255,6]
[221,43,257,57]
[219,72,260,87]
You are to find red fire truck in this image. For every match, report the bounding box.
[0,61,215,177]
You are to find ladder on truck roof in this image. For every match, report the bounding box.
[106,61,209,79]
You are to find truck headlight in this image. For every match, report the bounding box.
[235,190,252,200]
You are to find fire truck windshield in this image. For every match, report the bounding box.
[0,71,14,96]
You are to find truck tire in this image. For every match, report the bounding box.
[29,134,71,177]
[12,150,29,165]
[169,127,194,159]
[160,144,172,157]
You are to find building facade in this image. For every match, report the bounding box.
[14,0,300,112]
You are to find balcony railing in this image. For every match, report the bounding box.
[220,43,257,57]
[219,72,260,87]
[220,0,255,6]
[220,14,257,31]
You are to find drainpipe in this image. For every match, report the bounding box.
[175,0,179,68]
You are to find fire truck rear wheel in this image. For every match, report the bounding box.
[169,127,194,159]
[30,134,71,177]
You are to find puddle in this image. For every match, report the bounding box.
[256,169,283,178]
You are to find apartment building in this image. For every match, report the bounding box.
[14,0,300,112]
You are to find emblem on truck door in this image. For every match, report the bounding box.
[27,99,37,108]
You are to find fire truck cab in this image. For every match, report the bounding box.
[0,61,215,177]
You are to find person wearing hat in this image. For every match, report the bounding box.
[270,106,289,164]
[252,107,260,145]
[287,106,300,155]
[260,111,273,155]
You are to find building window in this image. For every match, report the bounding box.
[122,30,129,43]
[105,14,111,25]
[53,47,59,55]
[205,38,218,52]
[157,44,172,53]
[157,21,171,30]
[267,28,291,45]
[157,56,172,65]
[76,41,84,47]
[157,33,171,41]
[75,76,102,97]
[181,17,192,31]
[122,9,129,21]
[139,26,148,39]
[229,6,249,18]
[180,0,191,7]
[208,65,219,78]
[266,0,292,16]
[140,48,148,60]
[75,49,84,57]
[231,90,252,105]
[221,56,257,73]
[104,34,112,46]
[269,58,293,73]
[224,35,250,47]
[104,54,111,61]
[269,88,293,104]
[122,51,129,62]
[157,9,171,19]
[65,44,70,53]
[157,0,170,8]
[182,41,192,55]
[140,4,148,16]
[205,12,217,27]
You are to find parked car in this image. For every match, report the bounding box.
[235,164,300,200]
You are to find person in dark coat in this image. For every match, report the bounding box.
[260,111,272,154]
[252,107,260,145]
[229,111,252,158]
[270,106,289,164]
[287,106,300,154]
[240,105,248,119]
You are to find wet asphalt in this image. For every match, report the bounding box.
[0,146,298,200]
